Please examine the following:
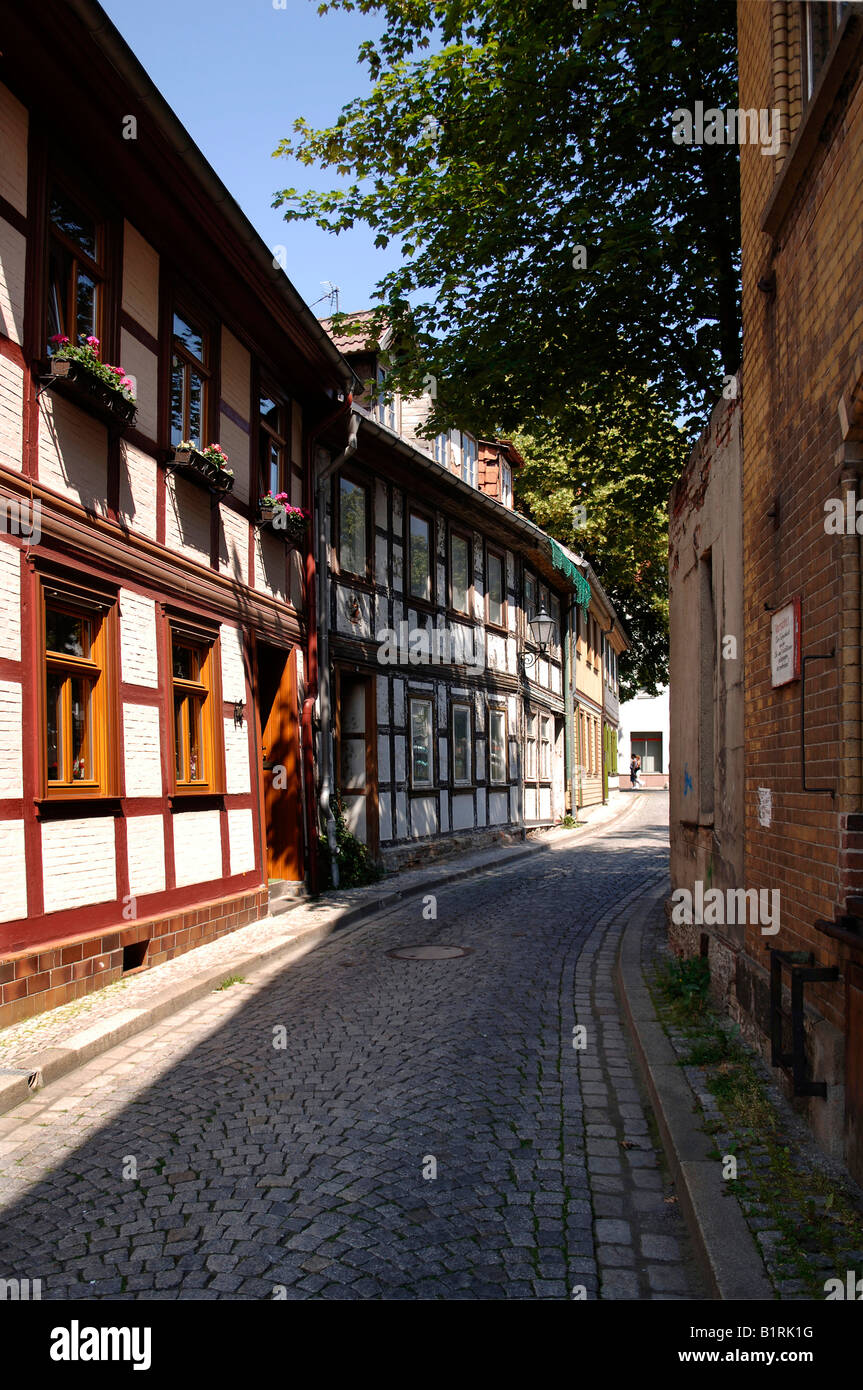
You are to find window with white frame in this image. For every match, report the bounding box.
[489,708,507,783]
[802,2,849,101]
[501,461,512,507]
[462,434,478,488]
[452,704,472,785]
[526,712,538,781]
[375,363,397,432]
[540,715,551,781]
[433,430,450,466]
[410,698,433,786]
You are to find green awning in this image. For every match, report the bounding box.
[549,538,591,608]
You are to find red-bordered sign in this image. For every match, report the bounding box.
[770,596,801,687]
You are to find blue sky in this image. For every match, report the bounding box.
[100,0,398,317]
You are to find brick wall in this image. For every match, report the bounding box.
[738,0,863,1169]
[0,888,268,1030]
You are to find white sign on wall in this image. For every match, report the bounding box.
[770,598,801,688]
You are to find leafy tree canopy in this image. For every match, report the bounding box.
[274,0,739,690]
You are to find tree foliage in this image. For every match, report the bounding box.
[274,0,739,688]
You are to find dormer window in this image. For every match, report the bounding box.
[501,461,512,507]
[375,364,396,432]
[462,434,477,488]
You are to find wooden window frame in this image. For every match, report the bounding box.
[462,433,478,488]
[40,582,119,801]
[169,302,214,450]
[409,696,434,789]
[408,506,435,606]
[258,381,291,500]
[524,570,537,630]
[451,701,473,787]
[500,460,512,507]
[488,705,508,785]
[168,620,224,797]
[45,178,109,356]
[335,469,372,584]
[485,546,507,632]
[448,527,472,617]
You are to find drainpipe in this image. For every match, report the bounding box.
[314,410,361,890]
[303,392,353,897]
[563,594,575,813]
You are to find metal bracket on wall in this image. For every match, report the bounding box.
[801,649,836,794]
[768,948,840,1097]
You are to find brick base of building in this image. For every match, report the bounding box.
[665,898,847,1168]
[0,887,269,1031]
[380,826,526,875]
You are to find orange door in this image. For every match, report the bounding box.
[258,643,303,881]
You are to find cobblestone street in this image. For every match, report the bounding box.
[0,793,707,1300]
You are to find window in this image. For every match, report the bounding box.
[171,310,209,447]
[338,476,368,577]
[501,462,512,507]
[434,430,450,467]
[410,698,433,787]
[375,363,396,432]
[524,572,537,626]
[549,596,560,656]
[489,708,507,783]
[171,628,218,791]
[803,2,849,100]
[462,434,478,488]
[452,704,472,785]
[540,716,552,781]
[47,186,104,350]
[486,549,505,628]
[43,591,113,796]
[526,712,538,781]
[259,389,289,497]
[409,512,432,602]
[633,732,663,774]
[450,531,470,614]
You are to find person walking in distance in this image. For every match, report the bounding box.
[629,754,638,789]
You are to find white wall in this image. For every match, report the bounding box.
[617,686,670,775]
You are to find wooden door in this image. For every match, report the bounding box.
[258,643,303,881]
[335,670,378,857]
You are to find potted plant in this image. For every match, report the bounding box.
[46,334,137,428]
[258,492,307,544]
[168,441,234,494]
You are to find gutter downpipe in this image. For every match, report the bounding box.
[313,410,361,891]
[564,594,575,814]
[304,394,354,897]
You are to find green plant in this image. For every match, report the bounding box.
[215,975,246,990]
[319,791,383,889]
[557,813,577,828]
[49,334,136,401]
[655,953,711,1020]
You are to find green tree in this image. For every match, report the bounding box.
[274,0,739,438]
[512,386,686,698]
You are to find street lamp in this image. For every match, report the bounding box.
[522,606,557,670]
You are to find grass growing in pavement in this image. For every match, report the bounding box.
[215,975,247,990]
[650,954,863,1298]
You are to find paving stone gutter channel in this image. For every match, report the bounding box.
[616,886,776,1301]
[0,794,643,1119]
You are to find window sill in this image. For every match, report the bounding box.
[36,796,122,819]
[169,791,225,810]
[761,10,863,240]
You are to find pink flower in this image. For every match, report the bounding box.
[50,334,70,346]
[85,335,100,349]
[275,491,289,501]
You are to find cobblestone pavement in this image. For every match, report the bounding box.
[0,791,708,1300]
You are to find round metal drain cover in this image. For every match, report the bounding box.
[387,944,473,961]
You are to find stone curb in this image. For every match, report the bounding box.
[0,793,640,1121]
[615,885,775,1302]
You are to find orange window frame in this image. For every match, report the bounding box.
[40,586,117,799]
[169,625,223,795]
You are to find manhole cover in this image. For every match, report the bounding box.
[386,944,473,961]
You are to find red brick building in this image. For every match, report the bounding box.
[736,0,863,1175]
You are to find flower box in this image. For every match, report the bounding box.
[257,497,307,545]
[167,444,234,495]
[44,356,137,430]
